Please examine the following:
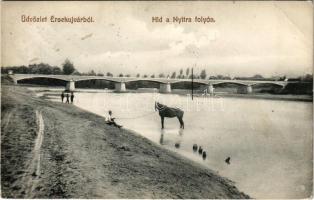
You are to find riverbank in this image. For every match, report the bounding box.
[211,93,313,102]
[1,85,249,198]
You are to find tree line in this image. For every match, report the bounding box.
[1,59,77,76]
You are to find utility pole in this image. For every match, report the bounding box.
[191,67,194,100]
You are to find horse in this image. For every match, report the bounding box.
[155,102,184,129]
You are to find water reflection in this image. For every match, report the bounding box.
[159,128,184,148]
[193,144,198,152]
[225,157,231,164]
[159,130,164,145]
[178,128,184,136]
[202,151,207,160]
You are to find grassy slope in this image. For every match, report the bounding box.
[1,85,249,199]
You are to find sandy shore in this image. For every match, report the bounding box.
[1,85,249,198]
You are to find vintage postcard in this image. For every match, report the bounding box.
[1,1,313,199]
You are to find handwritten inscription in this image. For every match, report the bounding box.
[152,16,215,24]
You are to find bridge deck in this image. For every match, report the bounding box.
[9,74,290,86]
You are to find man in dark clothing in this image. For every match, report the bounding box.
[70,92,74,103]
[66,93,70,104]
[61,92,64,103]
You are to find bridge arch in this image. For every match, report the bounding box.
[250,82,285,88]
[74,78,117,89]
[250,82,284,94]
[171,80,208,91]
[125,79,166,84]
[212,82,250,94]
[74,77,121,83]
[124,79,162,91]
[16,77,68,86]
[212,81,249,87]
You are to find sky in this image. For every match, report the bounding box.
[2,1,313,77]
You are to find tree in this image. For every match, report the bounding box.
[143,74,148,78]
[171,72,176,79]
[186,68,190,77]
[217,75,223,79]
[151,74,155,78]
[223,75,231,80]
[125,74,131,77]
[106,72,113,77]
[301,74,313,82]
[38,63,53,74]
[52,66,62,75]
[136,73,140,78]
[159,73,165,78]
[62,59,75,75]
[28,63,51,74]
[87,70,96,76]
[118,73,124,77]
[188,74,196,79]
[97,73,104,76]
[200,69,207,79]
[253,74,263,79]
[71,70,81,75]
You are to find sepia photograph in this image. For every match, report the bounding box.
[1,1,313,199]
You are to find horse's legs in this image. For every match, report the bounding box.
[178,117,184,129]
[177,117,181,128]
[161,116,164,129]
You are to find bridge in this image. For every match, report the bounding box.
[9,74,290,94]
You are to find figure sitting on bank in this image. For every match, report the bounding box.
[106,110,122,129]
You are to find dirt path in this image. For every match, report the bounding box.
[20,110,45,197]
[34,110,44,177]
[1,109,14,138]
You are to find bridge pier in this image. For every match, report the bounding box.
[7,74,18,84]
[66,80,75,92]
[115,82,126,92]
[160,83,171,93]
[208,84,215,95]
[246,85,253,94]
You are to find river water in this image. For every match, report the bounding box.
[36,88,313,198]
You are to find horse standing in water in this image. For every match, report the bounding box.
[155,102,184,129]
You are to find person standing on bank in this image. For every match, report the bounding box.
[61,92,64,103]
[66,93,70,104]
[70,92,74,103]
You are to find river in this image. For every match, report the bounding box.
[34,88,313,198]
